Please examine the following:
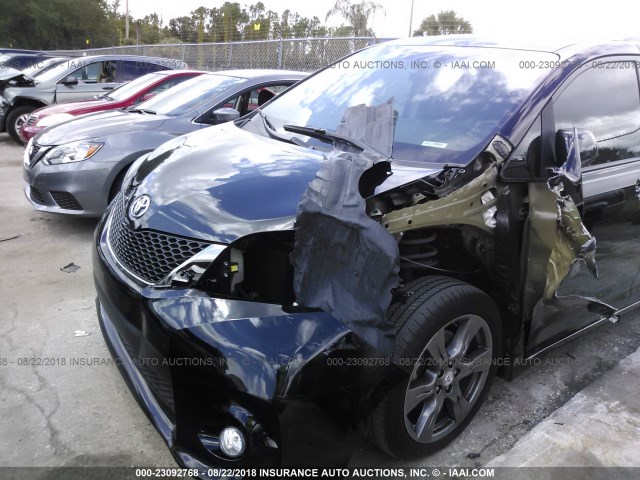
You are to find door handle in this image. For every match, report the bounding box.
[102,86,114,90]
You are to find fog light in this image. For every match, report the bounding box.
[220,427,245,457]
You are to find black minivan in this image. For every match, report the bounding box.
[93,36,640,470]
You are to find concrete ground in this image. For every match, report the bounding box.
[1,132,640,473]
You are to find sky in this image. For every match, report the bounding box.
[122,0,640,44]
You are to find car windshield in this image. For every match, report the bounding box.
[261,44,557,164]
[99,73,164,101]
[34,58,92,83]
[0,54,12,65]
[21,58,65,77]
[136,74,244,116]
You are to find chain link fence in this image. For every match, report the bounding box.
[50,37,395,72]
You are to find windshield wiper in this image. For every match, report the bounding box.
[283,124,388,158]
[257,109,306,147]
[128,108,156,115]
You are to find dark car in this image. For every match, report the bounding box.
[1,55,188,144]
[0,52,62,71]
[23,70,305,216]
[20,69,203,142]
[93,36,640,470]
[0,48,41,54]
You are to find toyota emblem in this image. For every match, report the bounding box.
[129,195,151,219]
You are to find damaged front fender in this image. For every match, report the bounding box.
[290,149,399,356]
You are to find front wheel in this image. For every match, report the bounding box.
[368,276,501,459]
[6,106,36,145]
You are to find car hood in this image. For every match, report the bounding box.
[36,99,121,117]
[36,110,168,145]
[124,124,442,244]
[0,69,35,92]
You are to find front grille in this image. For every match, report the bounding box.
[30,186,46,205]
[50,191,82,210]
[28,144,41,166]
[27,143,49,167]
[108,194,212,283]
[26,113,38,126]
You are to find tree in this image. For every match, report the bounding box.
[0,0,119,49]
[168,16,197,43]
[325,0,384,37]
[219,2,248,42]
[243,2,270,40]
[413,10,473,36]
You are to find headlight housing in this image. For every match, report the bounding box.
[41,140,104,165]
[37,113,75,128]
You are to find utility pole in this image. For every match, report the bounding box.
[408,0,414,37]
[125,0,130,39]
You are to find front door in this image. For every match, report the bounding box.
[526,57,640,354]
[55,60,120,103]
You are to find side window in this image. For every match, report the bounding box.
[120,61,166,82]
[72,62,103,83]
[220,84,291,116]
[553,62,640,167]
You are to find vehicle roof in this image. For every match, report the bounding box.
[63,54,188,63]
[0,52,62,58]
[153,69,207,76]
[203,69,307,79]
[0,48,41,54]
[383,35,640,58]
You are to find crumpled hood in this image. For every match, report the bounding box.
[0,69,35,91]
[125,123,442,244]
[36,110,167,145]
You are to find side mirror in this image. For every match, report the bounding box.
[556,128,598,170]
[210,107,240,125]
[61,76,78,86]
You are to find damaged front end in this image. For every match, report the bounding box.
[94,39,640,469]
[0,69,36,94]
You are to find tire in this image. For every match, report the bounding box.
[6,106,36,145]
[368,276,501,459]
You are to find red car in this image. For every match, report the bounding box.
[20,70,203,142]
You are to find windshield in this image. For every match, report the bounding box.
[0,54,12,64]
[100,72,163,101]
[261,44,557,164]
[20,58,66,77]
[136,74,244,116]
[34,58,90,83]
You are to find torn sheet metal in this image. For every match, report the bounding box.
[543,194,597,301]
[540,130,595,303]
[290,149,399,356]
[336,98,395,157]
[523,134,615,354]
[382,164,499,234]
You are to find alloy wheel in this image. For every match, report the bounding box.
[403,314,492,443]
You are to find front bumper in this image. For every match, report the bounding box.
[23,150,119,217]
[93,210,379,469]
